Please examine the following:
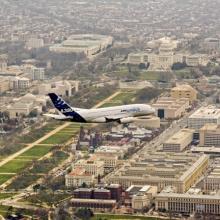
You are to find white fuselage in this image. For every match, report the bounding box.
[73,104,155,123]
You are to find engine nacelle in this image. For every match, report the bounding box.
[119,117,135,124]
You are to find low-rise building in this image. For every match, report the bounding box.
[107,152,209,193]
[73,159,104,177]
[26,38,44,49]
[200,124,220,147]
[188,106,220,130]
[70,198,116,211]
[163,129,194,152]
[155,192,220,215]
[5,93,46,118]
[185,54,209,67]
[171,84,197,103]
[125,185,157,210]
[92,154,118,169]
[204,165,220,192]
[65,167,95,188]
[152,97,190,119]
[50,34,113,58]
[0,77,10,94]
[39,80,79,96]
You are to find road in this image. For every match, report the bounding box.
[92,90,121,108]
[0,122,71,169]
[0,90,122,212]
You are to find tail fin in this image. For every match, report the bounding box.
[48,93,86,122]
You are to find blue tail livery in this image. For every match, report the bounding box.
[48,93,86,122]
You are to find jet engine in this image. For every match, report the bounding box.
[119,117,135,124]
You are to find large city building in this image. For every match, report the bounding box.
[204,163,220,192]
[125,185,158,211]
[25,38,44,49]
[200,124,220,147]
[38,80,79,96]
[73,159,105,177]
[92,154,118,169]
[152,97,190,119]
[65,167,95,188]
[4,93,46,118]
[203,38,220,51]
[0,77,10,94]
[163,129,194,152]
[49,34,113,58]
[155,192,220,215]
[171,84,197,103]
[107,152,209,193]
[188,106,220,130]
[185,54,209,67]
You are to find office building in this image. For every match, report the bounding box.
[93,188,111,200]
[107,152,209,193]
[171,84,197,103]
[39,80,79,96]
[70,198,116,211]
[185,54,209,67]
[155,192,220,215]
[73,159,104,177]
[26,38,44,49]
[204,165,220,192]
[50,34,113,58]
[106,184,123,202]
[163,129,194,152]
[125,185,157,210]
[200,124,220,147]
[152,97,189,119]
[188,106,220,130]
[32,67,45,81]
[65,167,95,188]
[0,77,10,94]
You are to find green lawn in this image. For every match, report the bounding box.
[0,159,31,173]
[0,193,17,200]
[19,145,53,158]
[92,214,162,220]
[99,102,119,108]
[0,174,15,185]
[40,132,74,145]
[111,92,136,103]
[0,205,37,218]
[18,123,61,144]
[23,193,72,206]
[100,91,137,108]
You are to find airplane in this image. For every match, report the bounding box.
[44,93,155,124]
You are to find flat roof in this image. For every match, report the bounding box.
[189,106,220,119]
[157,192,220,200]
[164,129,194,145]
[191,146,220,154]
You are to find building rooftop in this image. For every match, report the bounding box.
[200,123,220,132]
[164,129,194,145]
[189,106,220,119]
[157,192,220,200]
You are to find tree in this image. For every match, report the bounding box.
[138,63,146,69]
[29,109,38,118]
[81,182,87,188]
[171,62,187,70]
[75,208,94,220]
